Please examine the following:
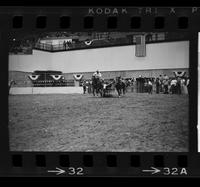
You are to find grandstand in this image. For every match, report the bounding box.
[9,32,189,54]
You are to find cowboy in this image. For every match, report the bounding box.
[93,70,102,79]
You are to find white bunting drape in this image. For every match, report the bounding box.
[173,71,186,77]
[50,75,63,80]
[73,74,83,81]
[28,75,40,80]
[84,40,93,46]
[84,38,105,46]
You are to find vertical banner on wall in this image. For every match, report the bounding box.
[135,35,146,57]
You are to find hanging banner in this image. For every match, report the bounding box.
[73,74,84,81]
[135,35,146,57]
[50,75,63,80]
[173,71,186,77]
[84,38,106,46]
[28,75,40,81]
[84,40,93,45]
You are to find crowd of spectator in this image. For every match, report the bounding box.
[80,74,190,96]
[9,36,37,54]
[132,74,190,95]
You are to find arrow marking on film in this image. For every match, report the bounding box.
[142,167,161,175]
[47,167,66,175]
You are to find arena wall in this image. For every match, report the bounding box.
[9,68,189,87]
[9,87,83,95]
[62,68,189,80]
[9,41,189,73]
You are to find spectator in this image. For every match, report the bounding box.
[131,81,134,93]
[163,74,169,80]
[159,75,163,92]
[177,77,181,94]
[170,78,177,94]
[155,77,160,94]
[141,76,145,93]
[82,80,87,94]
[88,80,92,94]
[146,33,153,42]
[67,41,72,48]
[130,77,135,93]
[186,77,190,95]
[163,76,169,94]
[181,78,187,94]
[63,41,67,50]
[147,79,153,94]
[137,75,143,93]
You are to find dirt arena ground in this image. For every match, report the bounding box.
[9,92,189,152]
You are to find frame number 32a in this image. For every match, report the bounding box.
[163,168,187,175]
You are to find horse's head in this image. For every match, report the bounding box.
[116,76,122,83]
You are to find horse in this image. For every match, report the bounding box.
[91,76,103,96]
[114,77,126,97]
[122,79,131,93]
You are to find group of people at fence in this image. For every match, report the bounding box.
[81,71,190,95]
[135,74,190,95]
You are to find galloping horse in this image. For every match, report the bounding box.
[114,77,126,97]
[91,75,103,96]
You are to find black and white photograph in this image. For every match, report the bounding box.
[8,32,189,152]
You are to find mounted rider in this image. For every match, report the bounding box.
[93,70,102,80]
[91,70,103,96]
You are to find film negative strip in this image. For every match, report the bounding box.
[0,6,200,177]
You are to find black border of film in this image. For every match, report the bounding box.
[0,6,199,177]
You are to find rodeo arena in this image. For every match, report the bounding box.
[9,32,189,152]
